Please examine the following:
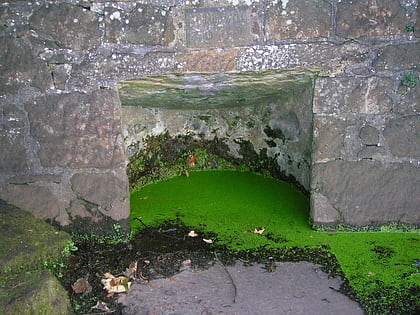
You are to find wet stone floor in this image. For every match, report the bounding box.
[60,222,364,314]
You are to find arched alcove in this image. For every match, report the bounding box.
[117,69,317,198]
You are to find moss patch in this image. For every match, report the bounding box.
[130,170,420,314]
[0,200,71,274]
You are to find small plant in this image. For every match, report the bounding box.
[401,72,419,87]
[61,240,78,256]
[405,25,419,33]
[2,266,11,273]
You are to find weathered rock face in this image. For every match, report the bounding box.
[0,0,419,231]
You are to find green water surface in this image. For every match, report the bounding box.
[130,170,419,313]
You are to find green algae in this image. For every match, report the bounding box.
[130,170,419,314]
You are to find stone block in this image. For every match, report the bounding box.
[312,115,347,162]
[383,116,420,158]
[175,48,239,72]
[372,43,420,71]
[359,125,379,145]
[310,193,341,224]
[185,6,252,48]
[25,90,125,168]
[0,104,27,172]
[0,36,52,93]
[311,161,420,225]
[393,84,419,115]
[29,3,100,50]
[70,172,129,220]
[314,76,394,114]
[336,0,406,38]
[238,42,369,75]
[104,4,174,45]
[265,0,331,40]
[0,184,61,220]
[51,64,72,90]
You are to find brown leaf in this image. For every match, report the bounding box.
[72,277,92,296]
[123,261,138,280]
[139,196,149,200]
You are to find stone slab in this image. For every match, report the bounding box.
[104,4,174,45]
[336,0,406,38]
[29,3,100,50]
[238,42,369,75]
[175,48,238,72]
[265,0,332,40]
[372,42,420,71]
[0,104,27,172]
[25,90,125,169]
[70,172,128,213]
[383,116,420,158]
[185,6,252,48]
[0,184,61,220]
[119,261,364,315]
[0,36,52,93]
[314,76,394,114]
[312,161,420,225]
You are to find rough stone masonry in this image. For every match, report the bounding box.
[0,0,419,234]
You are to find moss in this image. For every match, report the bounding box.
[130,171,420,314]
[0,270,72,314]
[0,201,71,275]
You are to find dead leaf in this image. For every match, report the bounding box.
[251,227,265,234]
[139,196,149,200]
[203,238,213,244]
[91,301,110,312]
[188,230,198,237]
[101,273,131,293]
[72,277,92,296]
[182,259,191,265]
[148,283,161,289]
[123,261,138,280]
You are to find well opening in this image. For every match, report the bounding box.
[117,69,317,224]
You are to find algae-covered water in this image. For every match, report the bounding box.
[130,170,420,314]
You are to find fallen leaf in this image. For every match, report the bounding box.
[203,238,213,244]
[251,227,265,234]
[101,273,131,293]
[91,301,110,312]
[72,277,92,296]
[148,283,161,289]
[182,259,191,265]
[123,261,138,280]
[139,196,149,200]
[188,230,198,237]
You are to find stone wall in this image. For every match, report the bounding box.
[0,0,419,233]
